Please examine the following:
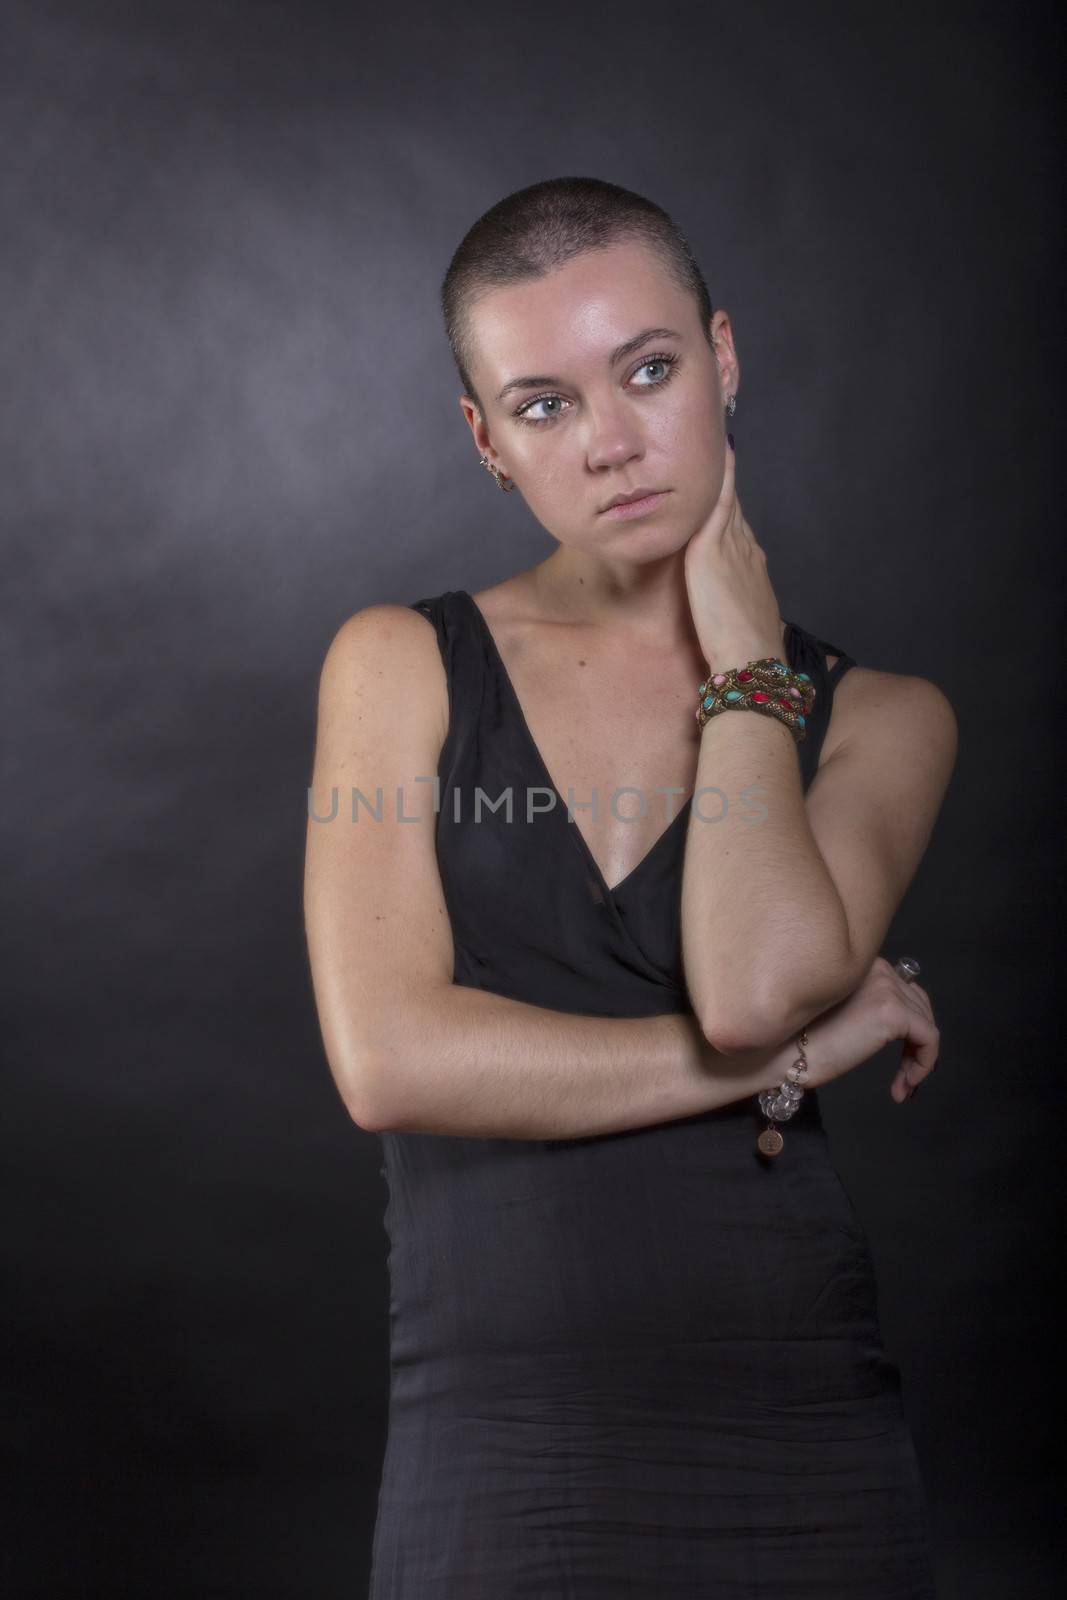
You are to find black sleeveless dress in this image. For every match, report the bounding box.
[368,589,936,1598]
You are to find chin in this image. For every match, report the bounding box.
[604,526,697,564]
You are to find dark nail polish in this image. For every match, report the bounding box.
[727,432,735,452]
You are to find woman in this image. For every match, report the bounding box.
[304,177,957,1597]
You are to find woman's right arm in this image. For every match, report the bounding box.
[302,603,790,1140]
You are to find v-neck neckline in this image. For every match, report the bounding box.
[461,588,704,901]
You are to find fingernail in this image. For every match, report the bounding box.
[727,432,735,452]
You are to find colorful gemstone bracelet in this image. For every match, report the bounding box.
[696,658,816,743]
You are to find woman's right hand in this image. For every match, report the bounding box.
[801,956,940,1102]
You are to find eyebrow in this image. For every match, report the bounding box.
[494,327,684,403]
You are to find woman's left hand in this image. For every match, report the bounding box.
[683,440,786,672]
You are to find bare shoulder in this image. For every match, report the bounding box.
[822,662,958,771]
[317,602,448,749]
[321,600,441,673]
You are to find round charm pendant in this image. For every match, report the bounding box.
[757,1126,784,1156]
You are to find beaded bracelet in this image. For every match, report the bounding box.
[756,1028,809,1157]
[696,658,816,743]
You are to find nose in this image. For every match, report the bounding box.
[582,397,646,472]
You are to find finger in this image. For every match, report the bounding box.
[884,963,933,1021]
[725,500,748,551]
[718,428,736,505]
[900,981,934,1025]
[890,1011,940,1100]
[724,485,753,553]
[892,980,938,1084]
[888,999,938,1091]
[736,512,767,560]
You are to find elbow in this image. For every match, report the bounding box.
[348,1096,387,1134]
[338,993,441,1132]
[701,961,860,1059]
[339,1044,393,1133]
[699,1010,788,1059]
[698,991,788,1058]
[698,977,809,1058]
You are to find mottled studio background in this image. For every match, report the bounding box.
[3,0,1061,1593]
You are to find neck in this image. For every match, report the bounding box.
[531,549,700,650]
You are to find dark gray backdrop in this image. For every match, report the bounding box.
[3,0,1061,1594]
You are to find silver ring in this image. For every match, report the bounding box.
[893,955,921,983]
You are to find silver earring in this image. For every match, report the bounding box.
[725,394,736,417]
[479,453,515,492]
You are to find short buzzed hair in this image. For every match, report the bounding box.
[441,175,716,417]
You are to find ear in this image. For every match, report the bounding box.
[460,397,499,463]
[709,310,741,402]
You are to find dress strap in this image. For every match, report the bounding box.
[802,626,859,688]
[407,590,485,778]
[783,621,858,785]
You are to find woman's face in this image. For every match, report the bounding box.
[462,238,738,560]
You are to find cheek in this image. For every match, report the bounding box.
[655,379,722,452]
[528,459,576,509]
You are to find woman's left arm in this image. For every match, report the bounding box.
[680,667,958,1053]
[679,441,958,1052]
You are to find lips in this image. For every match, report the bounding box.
[599,487,668,512]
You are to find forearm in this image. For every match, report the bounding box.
[680,710,851,1049]
[362,983,790,1140]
